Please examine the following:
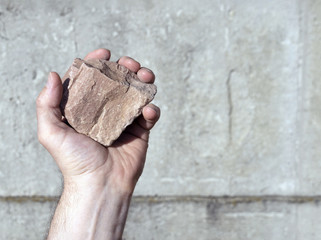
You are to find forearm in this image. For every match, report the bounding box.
[47,178,132,240]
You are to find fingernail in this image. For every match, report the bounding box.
[46,72,53,89]
[149,106,157,112]
[146,106,158,116]
[143,68,153,73]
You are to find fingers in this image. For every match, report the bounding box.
[84,51,156,83]
[137,68,155,83]
[118,56,155,83]
[36,72,67,146]
[124,104,160,142]
[138,104,161,131]
[118,56,141,72]
[84,48,111,60]
[117,56,158,141]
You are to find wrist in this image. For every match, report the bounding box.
[62,178,133,209]
[63,172,136,196]
[50,177,133,240]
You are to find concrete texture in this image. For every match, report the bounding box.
[0,199,55,240]
[1,197,321,240]
[1,0,321,238]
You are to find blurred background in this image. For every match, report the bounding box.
[1,0,321,239]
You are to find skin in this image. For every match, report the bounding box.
[36,48,160,240]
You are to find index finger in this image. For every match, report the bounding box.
[84,48,111,60]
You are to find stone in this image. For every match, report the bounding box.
[60,58,157,146]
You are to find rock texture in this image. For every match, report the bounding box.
[60,58,157,146]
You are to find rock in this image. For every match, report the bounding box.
[60,58,157,146]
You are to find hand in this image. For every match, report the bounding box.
[36,48,160,193]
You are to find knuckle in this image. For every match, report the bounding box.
[36,94,44,107]
[37,131,47,145]
[37,127,52,146]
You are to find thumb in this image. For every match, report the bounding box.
[36,72,67,146]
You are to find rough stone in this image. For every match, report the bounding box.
[60,58,157,146]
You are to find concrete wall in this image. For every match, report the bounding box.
[1,0,321,239]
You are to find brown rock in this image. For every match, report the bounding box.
[60,58,157,146]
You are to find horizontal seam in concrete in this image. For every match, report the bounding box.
[1,195,321,204]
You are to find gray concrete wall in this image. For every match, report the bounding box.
[1,0,321,239]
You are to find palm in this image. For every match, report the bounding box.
[54,123,148,185]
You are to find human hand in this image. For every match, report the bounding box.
[36,48,160,194]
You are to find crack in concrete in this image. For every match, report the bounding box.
[0,16,9,40]
[183,48,195,83]
[226,69,235,144]
[1,195,321,204]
